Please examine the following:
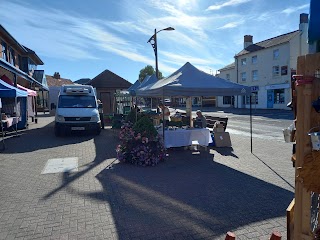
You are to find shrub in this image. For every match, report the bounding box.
[116,121,165,166]
[125,110,145,124]
[133,116,158,138]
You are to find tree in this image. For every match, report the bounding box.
[138,65,163,82]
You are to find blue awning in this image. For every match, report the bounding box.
[308,0,320,42]
[0,79,28,97]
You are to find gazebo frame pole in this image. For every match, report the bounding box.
[250,95,252,153]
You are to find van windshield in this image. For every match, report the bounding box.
[58,95,97,108]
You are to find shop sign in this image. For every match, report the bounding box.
[251,86,259,91]
[265,83,290,90]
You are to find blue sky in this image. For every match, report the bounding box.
[1,0,310,83]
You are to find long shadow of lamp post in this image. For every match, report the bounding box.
[147,27,175,143]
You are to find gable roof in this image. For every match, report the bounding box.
[74,78,91,84]
[46,75,74,87]
[22,45,44,65]
[218,62,235,71]
[235,30,300,57]
[88,69,132,88]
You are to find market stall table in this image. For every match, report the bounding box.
[159,128,212,148]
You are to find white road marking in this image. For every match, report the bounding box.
[42,157,78,174]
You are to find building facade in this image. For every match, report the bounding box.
[0,24,48,114]
[218,13,309,110]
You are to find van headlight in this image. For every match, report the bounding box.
[56,115,64,122]
[91,114,100,122]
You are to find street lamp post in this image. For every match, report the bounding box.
[147,27,175,80]
[147,27,175,144]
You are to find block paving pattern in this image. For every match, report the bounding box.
[0,114,294,239]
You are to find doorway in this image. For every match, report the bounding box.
[267,90,274,108]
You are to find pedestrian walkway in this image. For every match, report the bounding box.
[0,113,294,239]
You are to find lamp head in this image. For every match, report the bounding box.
[163,27,175,31]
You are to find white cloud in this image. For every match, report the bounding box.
[281,3,309,15]
[161,51,224,66]
[217,20,245,29]
[206,0,252,11]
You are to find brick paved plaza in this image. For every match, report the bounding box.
[0,114,294,239]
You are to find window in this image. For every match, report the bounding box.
[223,96,231,104]
[273,49,279,60]
[241,72,246,81]
[1,41,7,61]
[28,59,37,72]
[9,47,15,65]
[272,66,280,76]
[274,89,285,104]
[241,58,246,65]
[58,95,97,108]
[246,92,258,104]
[251,55,257,64]
[18,55,22,69]
[226,74,230,80]
[281,66,288,75]
[252,70,258,81]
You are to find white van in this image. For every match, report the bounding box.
[53,85,101,136]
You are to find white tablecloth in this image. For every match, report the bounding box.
[163,128,212,148]
[2,117,20,128]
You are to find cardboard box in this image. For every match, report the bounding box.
[213,126,224,133]
[214,122,224,128]
[214,132,232,147]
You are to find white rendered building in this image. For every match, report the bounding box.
[217,13,309,110]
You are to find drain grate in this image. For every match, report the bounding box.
[42,157,78,174]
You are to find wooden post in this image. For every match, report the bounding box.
[293,52,320,240]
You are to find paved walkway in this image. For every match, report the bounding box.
[0,113,295,239]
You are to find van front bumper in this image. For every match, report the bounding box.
[55,122,101,131]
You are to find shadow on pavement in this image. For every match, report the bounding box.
[211,146,238,158]
[67,149,293,239]
[252,153,294,190]
[0,121,97,154]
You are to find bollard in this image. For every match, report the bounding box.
[270,231,281,240]
[225,231,236,240]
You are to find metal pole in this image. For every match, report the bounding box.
[13,74,18,136]
[154,29,159,80]
[250,95,252,153]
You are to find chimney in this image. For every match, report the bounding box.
[53,72,61,79]
[299,13,308,32]
[300,13,308,24]
[244,35,253,49]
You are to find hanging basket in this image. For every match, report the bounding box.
[297,151,320,193]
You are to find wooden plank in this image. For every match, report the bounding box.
[286,198,295,240]
[297,55,306,76]
[294,82,305,238]
[293,53,320,240]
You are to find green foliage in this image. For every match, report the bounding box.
[125,110,145,124]
[112,119,122,129]
[133,116,158,138]
[138,65,163,82]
